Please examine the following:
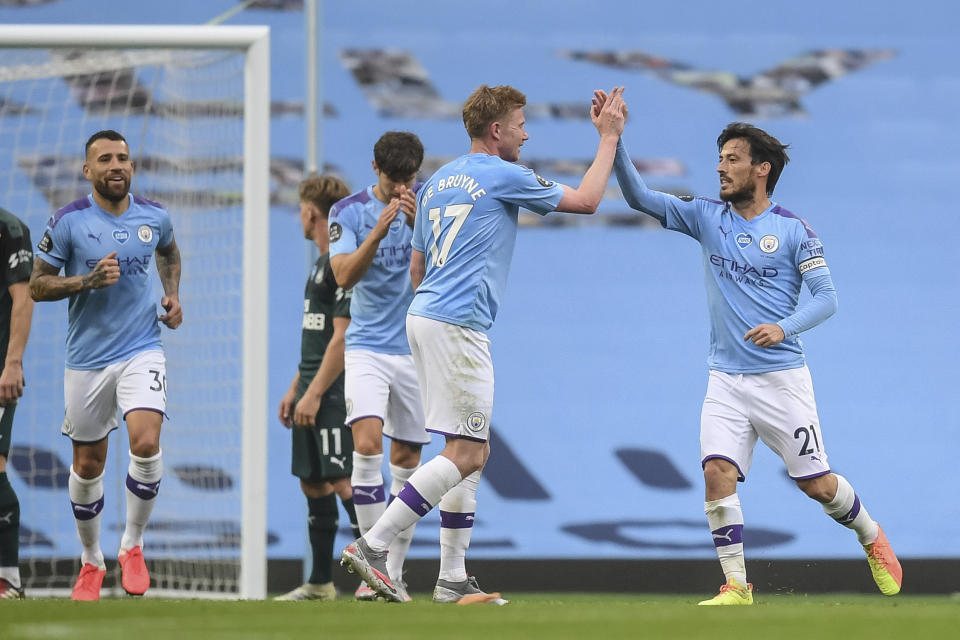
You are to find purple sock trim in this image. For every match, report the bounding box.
[352,484,385,506]
[126,474,161,500]
[711,524,743,547]
[834,494,861,525]
[71,496,104,521]
[439,510,475,529]
[398,483,433,517]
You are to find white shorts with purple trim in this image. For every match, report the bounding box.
[343,348,429,445]
[62,349,167,443]
[406,314,493,443]
[699,365,830,481]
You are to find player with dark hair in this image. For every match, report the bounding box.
[328,131,427,601]
[341,85,626,603]
[275,175,359,601]
[30,129,183,601]
[0,207,34,600]
[606,109,902,604]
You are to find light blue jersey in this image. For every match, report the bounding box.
[36,194,174,370]
[409,154,565,331]
[328,186,418,355]
[614,140,837,374]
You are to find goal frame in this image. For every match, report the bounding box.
[0,24,270,600]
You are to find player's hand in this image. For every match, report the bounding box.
[372,198,401,240]
[0,362,24,406]
[294,392,321,428]
[592,86,626,137]
[159,295,182,329]
[744,323,785,348]
[278,388,296,428]
[82,251,120,289]
[395,186,417,228]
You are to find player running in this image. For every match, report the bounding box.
[0,207,34,600]
[30,130,183,601]
[341,84,626,604]
[603,103,902,604]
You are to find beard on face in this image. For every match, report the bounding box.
[95,176,130,204]
[719,182,755,204]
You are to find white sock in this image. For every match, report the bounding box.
[366,456,462,552]
[705,493,746,585]
[386,463,419,582]
[69,467,105,569]
[351,452,385,535]
[822,474,879,545]
[438,470,480,582]
[120,450,162,552]
[0,567,20,589]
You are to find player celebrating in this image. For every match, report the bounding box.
[341,85,626,603]
[0,207,34,600]
[606,111,902,604]
[275,175,358,601]
[30,130,183,601]
[328,132,428,601]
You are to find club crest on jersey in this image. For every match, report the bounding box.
[466,411,487,433]
[112,228,130,244]
[138,225,153,243]
[329,222,342,242]
[735,233,753,249]
[759,234,779,253]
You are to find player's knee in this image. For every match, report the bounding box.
[300,479,333,499]
[73,458,105,479]
[702,459,738,494]
[128,436,160,458]
[389,443,421,467]
[796,476,833,502]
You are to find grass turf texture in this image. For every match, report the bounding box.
[3,594,958,639]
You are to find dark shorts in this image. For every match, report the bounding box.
[0,402,15,458]
[291,407,353,481]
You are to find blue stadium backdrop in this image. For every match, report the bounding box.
[1,0,957,564]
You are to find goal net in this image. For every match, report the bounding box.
[0,25,269,599]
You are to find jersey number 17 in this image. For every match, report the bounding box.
[427,204,473,267]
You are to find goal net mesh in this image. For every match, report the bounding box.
[0,46,247,597]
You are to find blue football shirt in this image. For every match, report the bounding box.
[328,185,419,355]
[36,194,174,370]
[409,154,565,332]
[614,140,835,374]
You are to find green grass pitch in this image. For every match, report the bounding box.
[4,594,958,639]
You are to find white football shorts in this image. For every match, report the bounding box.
[62,349,167,443]
[344,348,429,445]
[406,314,494,443]
[699,365,830,481]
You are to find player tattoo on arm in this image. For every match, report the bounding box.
[155,237,183,329]
[30,254,119,302]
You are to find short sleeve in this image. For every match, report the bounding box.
[498,164,565,216]
[0,222,33,287]
[157,208,174,249]
[328,202,359,258]
[36,215,71,268]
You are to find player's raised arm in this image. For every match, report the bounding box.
[156,236,182,329]
[555,87,626,214]
[330,199,399,289]
[30,252,119,302]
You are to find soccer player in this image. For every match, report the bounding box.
[328,132,428,601]
[275,175,359,601]
[605,107,902,604]
[0,207,34,601]
[341,84,627,603]
[30,130,183,601]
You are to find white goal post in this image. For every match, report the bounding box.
[0,25,269,599]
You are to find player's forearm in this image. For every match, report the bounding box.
[410,250,425,290]
[286,372,300,396]
[559,134,619,214]
[5,285,33,366]
[305,332,345,400]
[777,271,838,338]
[331,238,380,289]
[156,244,182,299]
[29,272,86,301]
[614,138,668,223]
